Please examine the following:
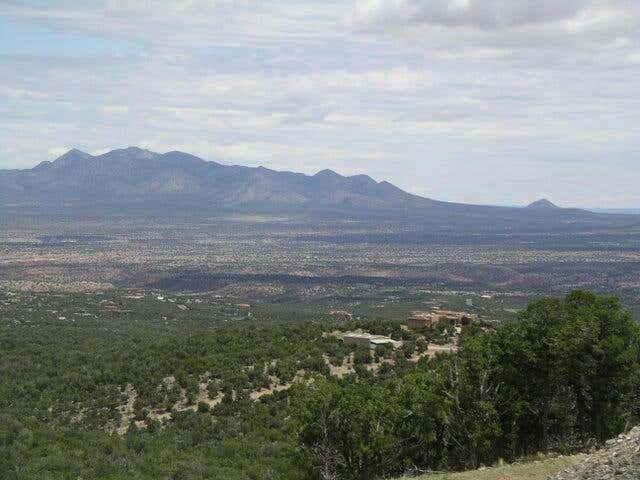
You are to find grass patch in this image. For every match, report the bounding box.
[404,454,586,480]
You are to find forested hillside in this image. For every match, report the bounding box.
[1,291,639,479]
[297,291,640,479]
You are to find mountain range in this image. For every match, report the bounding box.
[0,147,421,209]
[0,147,637,232]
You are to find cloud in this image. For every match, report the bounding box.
[0,87,48,99]
[354,0,589,29]
[1,1,350,52]
[352,0,640,57]
[101,104,130,115]
[197,68,434,98]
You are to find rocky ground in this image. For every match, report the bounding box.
[549,427,640,480]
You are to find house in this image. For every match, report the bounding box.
[434,309,476,326]
[406,312,438,329]
[343,332,398,349]
[406,310,476,329]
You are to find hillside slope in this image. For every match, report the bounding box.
[403,454,585,480]
[408,426,640,480]
[549,426,640,480]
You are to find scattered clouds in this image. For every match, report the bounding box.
[0,87,48,100]
[101,104,130,115]
[353,0,640,59]
[354,0,593,29]
[0,0,639,206]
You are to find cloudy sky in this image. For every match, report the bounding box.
[1,0,639,207]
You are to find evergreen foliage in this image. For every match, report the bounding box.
[296,292,640,479]
[1,291,638,479]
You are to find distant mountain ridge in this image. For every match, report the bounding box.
[0,147,426,210]
[0,147,637,232]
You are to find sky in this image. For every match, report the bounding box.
[0,0,639,207]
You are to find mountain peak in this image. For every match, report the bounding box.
[52,148,92,166]
[161,151,216,167]
[105,146,155,157]
[314,169,342,179]
[66,147,89,156]
[59,148,90,158]
[527,198,559,209]
[121,146,145,153]
[348,174,376,185]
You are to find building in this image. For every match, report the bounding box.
[369,337,397,348]
[406,311,438,329]
[434,309,476,326]
[343,332,398,349]
[406,310,476,329]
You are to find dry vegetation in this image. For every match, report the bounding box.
[405,455,586,480]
